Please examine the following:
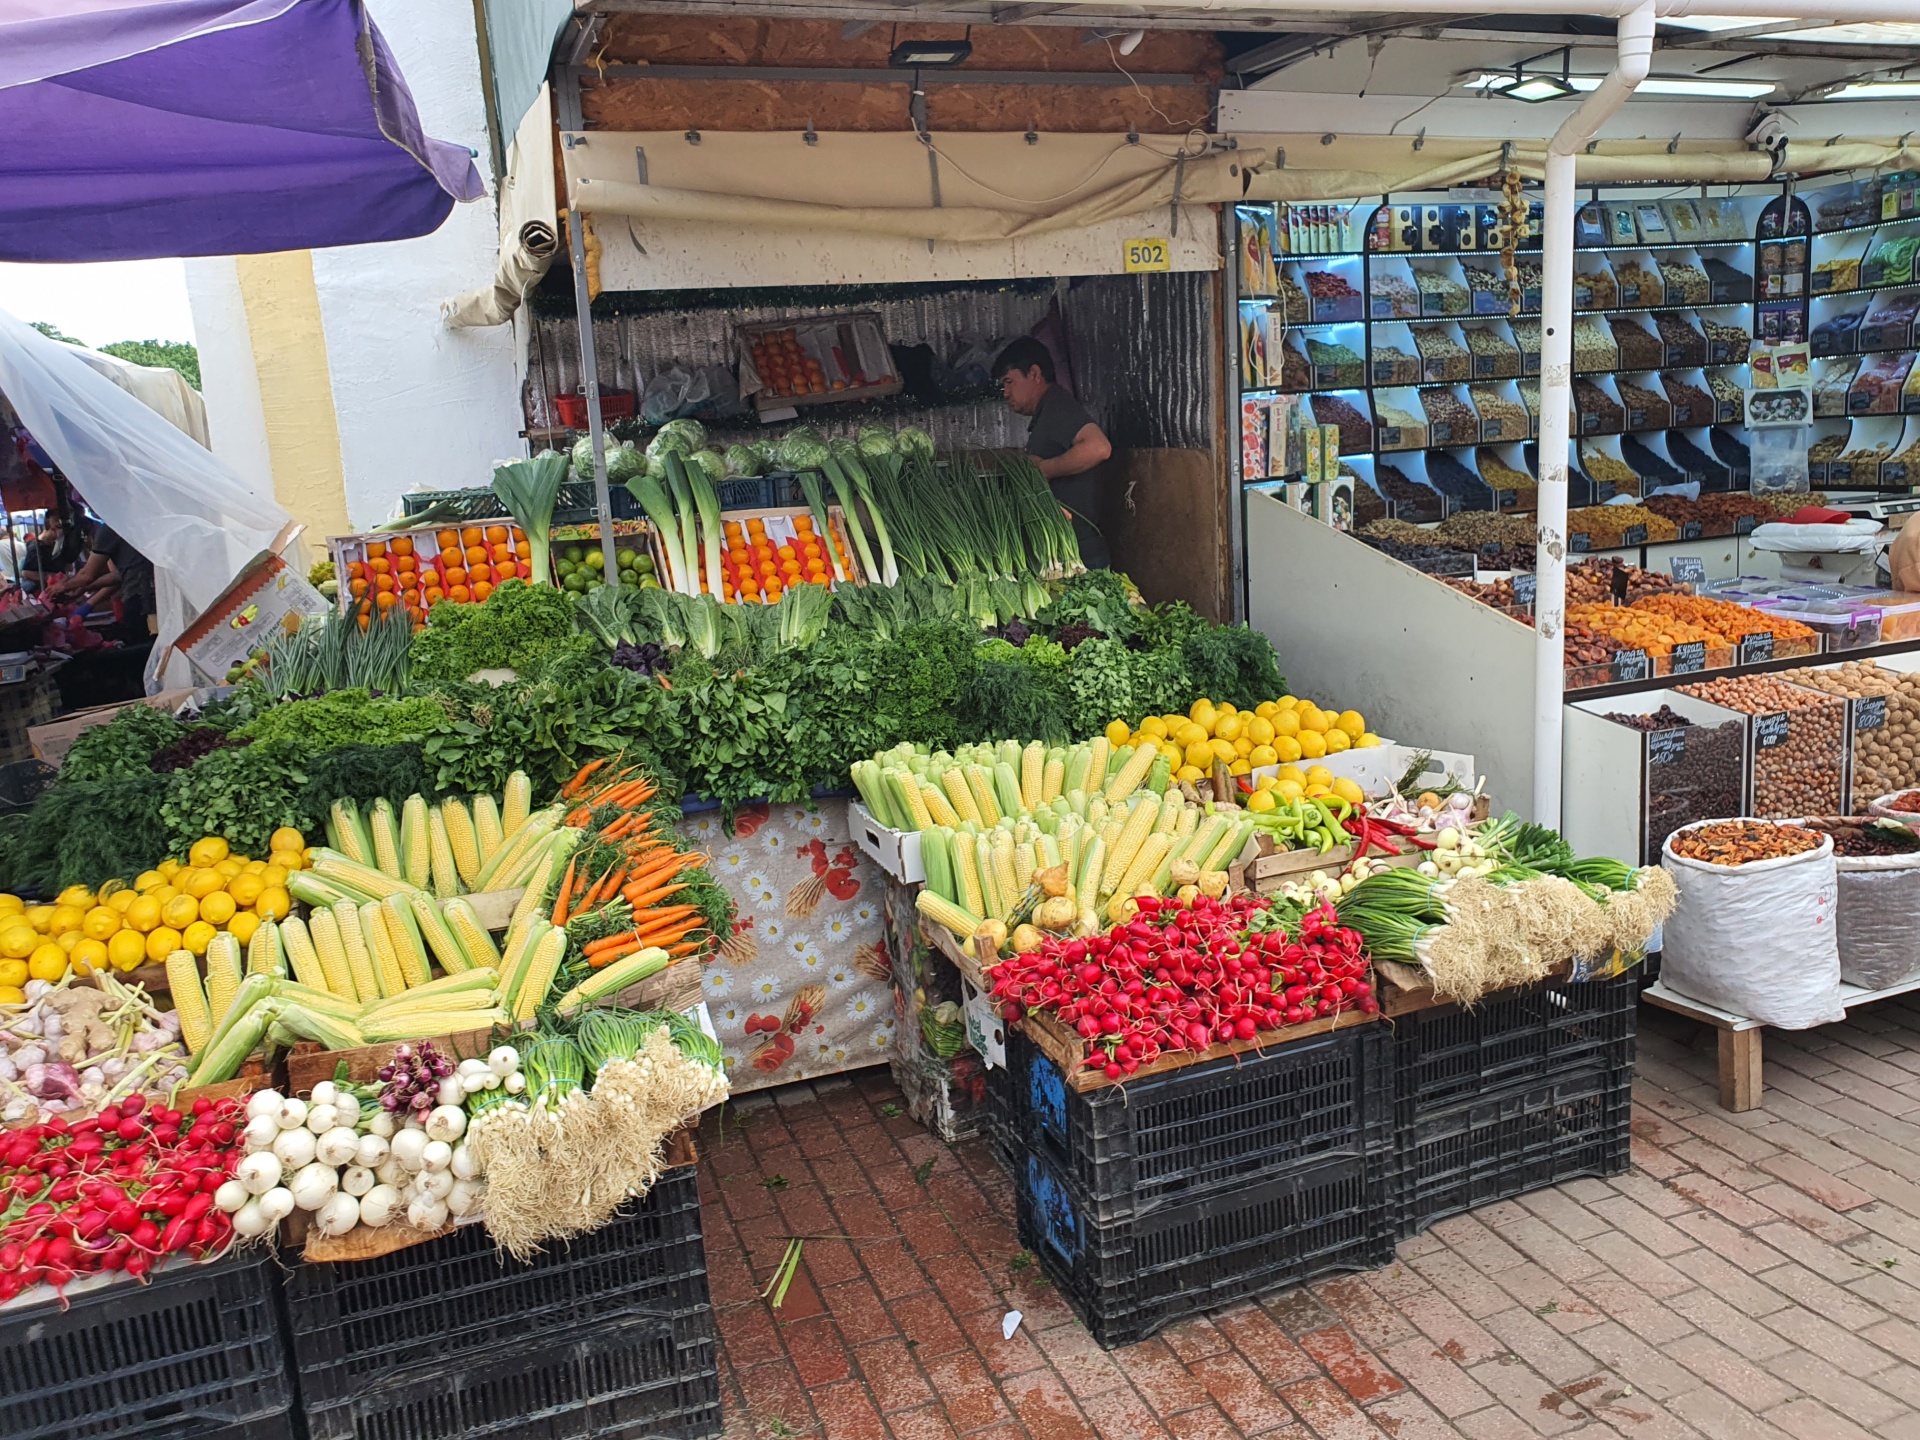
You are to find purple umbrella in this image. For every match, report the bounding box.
[0,0,485,261]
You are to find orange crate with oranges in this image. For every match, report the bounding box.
[713,506,865,603]
[738,314,902,415]
[330,520,533,627]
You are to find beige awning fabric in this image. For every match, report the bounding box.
[1782,137,1920,177]
[561,130,1249,243]
[443,84,561,329]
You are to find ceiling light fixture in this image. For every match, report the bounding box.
[889,38,972,68]
[1464,70,1774,98]
[1829,80,1920,98]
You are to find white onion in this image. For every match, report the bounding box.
[214,1179,250,1214]
[407,1195,448,1230]
[236,1151,282,1196]
[366,1111,396,1139]
[341,1165,376,1197]
[304,1103,338,1135]
[424,1106,465,1143]
[272,1127,317,1169]
[437,1077,465,1108]
[315,1127,360,1168]
[333,1093,360,1127]
[354,1133,390,1169]
[488,1045,519,1077]
[415,1168,454,1200]
[315,1192,361,1237]
[289,1161,339,1212]
[447,1177,484,1217]
[245,1089,283,1121]
[231,1198,272,1238]
[243,1114,280,1152]
[309,1080,338,1107]
[257,1187,297,1223]
[419,1139,453,1173]
[275,1097,309,1131]
[389,1128,429,1172]
[450,1142,478,1180]
[358,1184,400,1228]
[374,1156,405,1188]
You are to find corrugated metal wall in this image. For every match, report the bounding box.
[1060,270,1216,452]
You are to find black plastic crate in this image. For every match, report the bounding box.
[0,758,55,814]
[0,1251,292,1440]
[990,1019,1391,1223]
[284,1165,709,1406]
[1017,1145,1393,1349]
[715,472,801,510]
[1393,972,1637,1122]
[301,1309,721,1440]
[1387,1063,1632,1239]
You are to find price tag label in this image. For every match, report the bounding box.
[1498,489,1519,509]
[1123,237,1172,272]
[1611,649,1650,683]
[1670,556,1706,586]
[1623,525,1649,546]
[1857,695,1889,732]
[1755,712,1792,749]
[1679,522,1704,542]
[1648,728,1687,764]
[1671,640,1708,674]
[1740,631,1775,665]
[1513,572,1537,605]
[1570,533,1592,553]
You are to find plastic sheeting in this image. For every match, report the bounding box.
[443,83,560,329]
[0,308,290,693]
[63,347,209,447]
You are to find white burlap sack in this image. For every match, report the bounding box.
[1833,849,1920,990]
[1661,820,1843,1028]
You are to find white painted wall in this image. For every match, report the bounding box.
[186,0,524,531]
[181,256,272,497]
[312,0,522,526]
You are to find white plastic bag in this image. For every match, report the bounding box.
[1660,819,1842,1028]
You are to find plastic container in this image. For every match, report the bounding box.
[283,1165,709,1406]
[1847,590,1920,642]
[1392,972,1640,1122]
[1386,1065,1631,1239]
[553,389,637,428]
[992,1020,1390,1224]
[0,1253,292,1440]
[301,1309,721,1440]
[1762,599,1884,651]
[1016,1145,1393,1348]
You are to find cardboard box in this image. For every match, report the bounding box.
[172,552,330,684]
[29,687,199,766]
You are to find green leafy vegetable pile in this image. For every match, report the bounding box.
[410,580,582,681]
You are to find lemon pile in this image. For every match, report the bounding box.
[1246,764,1367,813]
[1105,696,1380,784]
[0,831,312,1004]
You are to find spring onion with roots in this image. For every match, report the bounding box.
[488,450,569,587]
[628,472,691,593]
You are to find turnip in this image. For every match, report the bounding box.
[358,1184,400,1228]
[272,1127,317,1170]
[237,1151,282,1195]
[315,1193,360,1237]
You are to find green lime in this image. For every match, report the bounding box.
[616,548,636,569]
[640,576,661,590]
[563,571,589,593]
[563,545,585,564]
[631,554,655,574]
[583,550,605,571]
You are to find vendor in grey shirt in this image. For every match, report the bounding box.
[993,337,1114,569]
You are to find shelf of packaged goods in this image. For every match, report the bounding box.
[1813,215,1920,241]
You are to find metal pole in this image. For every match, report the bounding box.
[1533,0,1654,825]
[555,64,622,592]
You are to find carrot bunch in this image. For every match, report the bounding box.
[554,757,716,969]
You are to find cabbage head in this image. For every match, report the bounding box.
[690,448,728,486]
[570,432,596,479]
[605,442,647,483]
[895,427,935,461]
[857,425,895,459]
[657,417,707,450]
[776,426,830,472]
[725,444,765,477]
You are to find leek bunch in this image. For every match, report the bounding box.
[489,450,569,587]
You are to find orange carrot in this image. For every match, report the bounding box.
[551,855,579,925]
[665,940,703,957]
[563,758,605,799]
[588,940,646,968]
[623,880,690,910]
[629,906,699,936]
[584,929,641,954]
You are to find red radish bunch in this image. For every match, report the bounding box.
[0,1093,250,1301]
[990,895,1376,1082]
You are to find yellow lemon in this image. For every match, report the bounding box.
[56,885,95,910]
[277,849,307,872]
[23,906,54,933]
[82,907,121,941]
[46,905,84,936]
[183,868,224,900]
[27,946,67,982]
[107,889,136,915]
[106,930,146,971]
[1188,698,1216,723]
[1246,716,1275,746]
[1233,737,1253,758]
[1215,713,1243,744]
[150,885,178,907]
[1298,706,1331,734]
[1306,783,1333,799]
[1332,777,1366,806]
[215,858,246,880]
[227,911,261,948]
[1357,733,1381,749]
[1255,774,1279,793]
[56,932,81,954]
[270,826,307,853]
[71,939,109,976]
[1219,701,1238,716]
[1247,789,1277,813]
[161,894,200,931]
[227,874,264,908]
[1162,714,1186,734]
[1272,709,1301,739]
[1158,742,1182,766]
[1305,765,1333,787]
[1277,765,1305,785]
[124,895,162,934]
[0,958,22,987]
[1274,695,1300,710]
[1104,719,1132,748]
[198,891,236,926]
[1324,728,1351,754]
[1254,701,1279,719]
[1337,710,1366,739]
[254,887,291,922]
[242,860,267,876]
[188,836,230,868]
[1228,759,1251,777]
[1174,764,1205,784]
[1250,745,1278,768]
[97,878,125,901]
[1174,722,1208,751]
[1138,717,1169,740]
[181,921,218,957]
[260,864,290,891]
[0,895,21,916]
[1184,740,1214,769]
[157,859,182,881]
[1299,729,1327,760]
[145,926,182,964]
[134,870,164,892]
[1275,735,1303,764]
[1209,738,1237,763]
[1276,778,1306,802]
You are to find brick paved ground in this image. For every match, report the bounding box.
[699,996,1920,1439]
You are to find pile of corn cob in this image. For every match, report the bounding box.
[883,739,1257,955]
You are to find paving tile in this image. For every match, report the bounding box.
[1378,1333,1497,1417]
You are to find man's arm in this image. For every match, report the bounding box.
[1035,422,1112,480]
[44,551,107,600]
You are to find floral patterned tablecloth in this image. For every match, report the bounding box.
[676,800,897,1092]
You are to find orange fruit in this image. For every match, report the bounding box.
[460,526,484,545]
[485,525,508,544]
[448,585,471,603]
[472,581,493,602]
[403,589,421,607]
[349,578,368,598]
[376,591,398,610]
[390,535,414,556]
[468,564,492,585]
[437,528,459,550]
[346,560,366,578]
[490,543,511,563]
[511,526,526,544]
[425,587,445,605]
[358,613,371,631]
[365,539,388,559]
[394,554,416,574]
[495,561,517,581]
[464,544,487,565]
[368,556,390,575]
[443,566,467,586]
[374,573,395,593]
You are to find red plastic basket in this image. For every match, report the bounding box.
[554,389,635,428]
